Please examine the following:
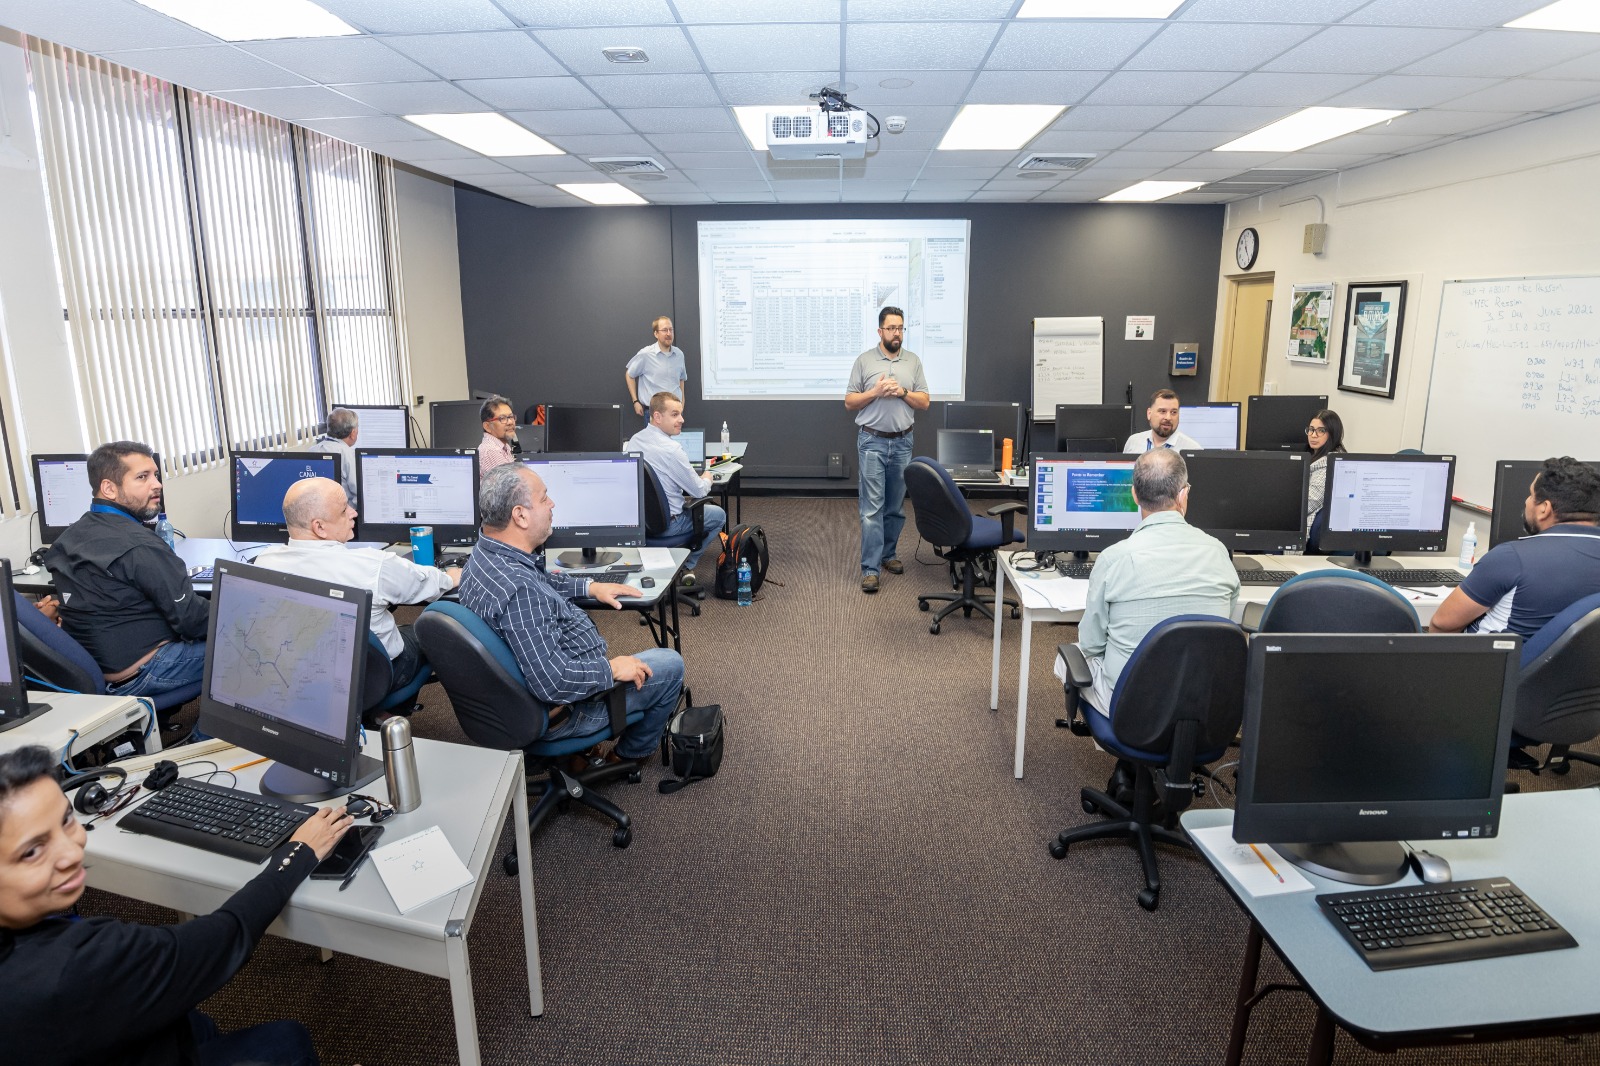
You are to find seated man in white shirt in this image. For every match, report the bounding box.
[1124,389,1202,453]
[624,392,728,582]
[254,477,459,719]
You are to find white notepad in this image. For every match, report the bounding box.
[1188,825,1313,897]
[370,825,475,913]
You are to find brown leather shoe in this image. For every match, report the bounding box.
[861,573,879,594]
[882,559,904,575]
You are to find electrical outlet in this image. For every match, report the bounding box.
[415,395,424,406]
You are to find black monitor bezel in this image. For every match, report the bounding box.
[429,399,488,450]
[518,452,647,552]
[1233,632,1520,846]
[1318,451,1456,556]
[1243,394,1328,451]
[937,428,996,469]
[330,402,410,450]
[1177,401,1242,450]
[228,450,343,545]
[1053,404,1134,453]
[1488,458,1600,549]
[353,448,482,547]
[1027,452,1141,554]
[1180,450,1309,555]
[32,451,163,544]
[943,401,1025,462]
[544,403,626,454]
[0,559,33,727]
[198,560,372,790]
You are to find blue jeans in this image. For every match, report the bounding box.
[191,1011,319,1066]
[109,639,207,700]
[667,502,727,572]
[857,428,912,575]
[546,647,683,760]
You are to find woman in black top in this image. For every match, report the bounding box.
[0,746,353,1065]
[1305,408,1348,538]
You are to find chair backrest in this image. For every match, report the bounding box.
[1257,570,1421,634]
[640,461,673,537]
[414,601,553,750]
[13,592,106,694]
[1514,592,1600,746]
[361,632,393,712]
[1108,616,1248,755]
[904,457,975,547]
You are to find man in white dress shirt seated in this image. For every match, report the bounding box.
[624,392,728,582]
[254,477,460,718]
[1123,389,1202,453]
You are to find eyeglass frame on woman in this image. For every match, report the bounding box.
[1305,425,1329,435]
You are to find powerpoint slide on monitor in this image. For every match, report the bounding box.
[1327,461,1450,532]
[362,455,476,525]
[697,219,970,400]
[1035,461,1138,531]
[535,460,639,530]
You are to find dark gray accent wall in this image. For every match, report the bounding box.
[454,188,1224,478]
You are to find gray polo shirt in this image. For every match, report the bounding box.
[848,346,928,433]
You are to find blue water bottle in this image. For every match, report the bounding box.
[155,512,177,550]
[736,558,752,606]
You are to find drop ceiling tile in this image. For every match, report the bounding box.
[1310,131,1444,153]
[458,77,603,110]
[1157,105,1296,132]
[531,27,701,76]
[916,166,1006,180]
[237,38,434,85]
[669,152,765,170]
[497,0,679,26]
[506,158,613,178]
[1083,70,1242,106]
[774,190,843,201]
[1400,30,1600,78]
[844,70,978,107]
[0,2,215,52]
[1176,0,1368,21]
[903,191,974,202]
[1444,79,1600,113]
[1321,74,1499,109]
[1071,167,1172,181]
[304,116,442,141]
[97,46,312,92]
[689,181,774,192]
[845,188,910,201]
[689,24,842,73]
[1528,51,1600,82]
[1359,108,1523,136]
[544,133,659,155]
[1340,0,1552,29]
[1026,130,1140,151]
[963,70,1110,105]
[1123,130,1238,151]
[647,132,753,152]
[681,167,764,181]
[927,149,1022,166]
[1202,71,1372,106]
[1095,149,1205,169]
[332,80,484,113]
[1263,26,1476,75]
[846,22,1003,71]
[584,73,722,108]
[906,179,987,192]
[712,72,839,105]
[363,139,486,161]
[1050,104,1185,131]
[214,85,381,121]
[848,0,1015,16]
[986,21,1164,71]
[649,193,715,203]
[707,191,778,202]
[510,109,635,135]
[380,31,566,80]
[867,131,946,151]
[317,0,516,33]
[857,152,933,173]
[1123,22,1320,72]
[616,107,738,133]
[675,0,843,22]
[432,158,520,177]
[968,191,1032,201]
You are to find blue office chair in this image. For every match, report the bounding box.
[903,457,1025,634]
[1257,569,1421,634]
[359,631,433,725]
[415,601,643,870]
[14,592,201,717]
[641,462,711,615]
[1507,592,1600,779]
[1053,617,1248,910]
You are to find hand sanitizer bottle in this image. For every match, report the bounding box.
[1458,521,1477,572]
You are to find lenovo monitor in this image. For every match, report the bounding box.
[0,560,51,733]
[1320,452,1456,567]
[518,453,646,568]
[1028,454,1140,554]
[944,402,1025,465]
[354,449,480,548]
[229,451,342,544]
[33,451,163,544]
[1487,458,1600,549]
[1244,394,1328,451]
[1053,405,1134,453]
[1181,451,1309,563]
[198,560,381,802]
[1178,402,1241,450]
[429,399,487,449]
[331,402,409,450]
[1234,632,1521,885]
[544,403,626,453]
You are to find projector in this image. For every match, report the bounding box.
[764,107,869,159]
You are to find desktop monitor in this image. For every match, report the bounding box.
[429,399,488,449]
[678,428,706,466]
[944,402,1025,465]
[229,451,341,544]
[1053,405,1134,453]
[518,453,646,568]
[32,451,163,544]
[1320,452,1455,567]
[1488,458,1600,549]
[354,449,481,548]
[198,560,381,802]
[1234,632,1521,885]
[0,560,50,733]
[545,403,625,453]
[1027,453,1141,554]
[1178,402,1241,450]
[937,429,995,471]
[332,402,409,450]
[1181,450,1309,561]
[1244,394,1328,451]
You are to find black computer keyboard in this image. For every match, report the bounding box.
[186,565,214,582]
[1318,877,1576,971]
[1237,570,1299,586]
[1355,568,1464,587]
[1055,560,1094,580]
[569,565,644,584]
[118,778,314,863]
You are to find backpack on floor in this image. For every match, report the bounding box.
[714,523,769,600]
[658,702,724,794]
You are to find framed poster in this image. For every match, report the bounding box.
[1287,282,1333,365]
[1338,281,1407,399]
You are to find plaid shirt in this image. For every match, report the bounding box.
[457,535,612,705]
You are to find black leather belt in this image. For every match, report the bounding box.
[860,426,911,439]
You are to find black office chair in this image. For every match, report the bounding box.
[902,457,1024,634]
[642,462,712,615]
[1053,617,1248,910]
[1507,592,1600,779]
[1256,569,1421,634]
[415,601,643,872]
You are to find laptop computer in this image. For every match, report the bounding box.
[937,428,1001,482]
[680,428,707,470]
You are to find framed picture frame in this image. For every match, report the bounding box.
[1337,281,1407,399]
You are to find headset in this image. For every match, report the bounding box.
[58,759,179,816]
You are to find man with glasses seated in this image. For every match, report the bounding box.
[477,394,518,482]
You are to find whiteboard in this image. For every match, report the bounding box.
[1031,317,1103,417]
[1421,276,1600,506]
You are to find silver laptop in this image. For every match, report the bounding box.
[680,428,707,470]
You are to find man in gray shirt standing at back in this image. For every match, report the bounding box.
[844,306,929,594]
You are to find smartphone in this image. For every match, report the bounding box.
[309,824,384,880]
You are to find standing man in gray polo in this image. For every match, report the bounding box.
[626,316,688,421]
[312,406,359,504]
[844,306,929,594]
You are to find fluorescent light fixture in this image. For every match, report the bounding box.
[937,105,1066,151]
[1099,180,1204,202]
[133,0,357,40]
[403,114,564,157]
[1214,106,1409,153]
[1507,0,1600,32]
[1017,0,1183,16]
[733,105,785,151]
[557,182,649,206]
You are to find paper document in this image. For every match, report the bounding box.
[637,547,676,571]
[1188,826,1314,896]
[370,825,474,913]
[1008,569,1090,613]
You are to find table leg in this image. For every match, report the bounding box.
[1306,1006,1337,1066]
[1224,920,1266,1066]
[990,564,1006,711]
[445,932,481,1066]
[1013,607,1032,779]
[514,767,544,1017]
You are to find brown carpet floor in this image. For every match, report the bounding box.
[89,496,1600,1065]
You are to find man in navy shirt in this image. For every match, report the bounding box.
[1431,456,1600,638]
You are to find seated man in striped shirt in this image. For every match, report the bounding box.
[457,464,682,764]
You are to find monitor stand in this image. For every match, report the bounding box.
[555,546,622,569]
[259,755,384,804]
[1274,840,1409,886]
[0,700,53,734]
[1331,550,1401,572]
[1230,551,1265,573]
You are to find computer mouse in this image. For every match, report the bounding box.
[344,797,375,820]
[641,576,656,588]
[1409,849,1452,884]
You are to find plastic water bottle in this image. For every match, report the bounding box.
[736,558,752,605]
[155,512,177,551]
[720,420,730,451]
[1458,521,1477,572]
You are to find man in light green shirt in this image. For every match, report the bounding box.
[1077,449,1240,714]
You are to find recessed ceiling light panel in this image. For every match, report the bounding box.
[1099,180,1204,202]
[1017,0,1183,17]
[557,182,649,206]
[403,113,565,157]
[1214,107,1409,153]
[133,0,358,41]
[937,104,1066,151]
[1507,0,1600,32]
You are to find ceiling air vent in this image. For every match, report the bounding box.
[1017,153,1096,172]
[588,157,668,180]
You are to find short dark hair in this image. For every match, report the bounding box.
[1132,448,1187,511]
[1309,408,1346,459]
[1148,389,1179,406]
[878,306,904,327]
[87,441,155,497]
[0,746,58,827]
[326,408,359,440]
[648,392,682,417]
[479,395,512,424]
[1534,457,1600,523]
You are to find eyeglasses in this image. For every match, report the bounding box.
[654,326,672,333]
[880,326,905,334]
[489,414,516,424]
[1305,426,1329,435]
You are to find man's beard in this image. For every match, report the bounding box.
[1522,514,1540,536]
[884,336,901,354]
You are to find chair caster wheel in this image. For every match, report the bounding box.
[612,826,632,848]
[918,600,930,611]
[1049,839,1068,859]
[1553,762,1572,775]
[1010,607,1020,619]
[929,622,940,635]
[1138,888,1160,911]
[502,852,519,876]
[1081,798,1098,814]
[627,769,642,783]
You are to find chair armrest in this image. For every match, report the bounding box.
[1056,642,1092,690]
[603,682,629,739]
[683,495,710,541]
[987,500,1026,542]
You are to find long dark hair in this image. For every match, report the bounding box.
[1309,409,1346,460]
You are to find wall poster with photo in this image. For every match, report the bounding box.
[1287,282,1333,365]
[1338,281,1407,399]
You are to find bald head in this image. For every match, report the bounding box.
[1131,448,1188,516]
[283,477,355,542]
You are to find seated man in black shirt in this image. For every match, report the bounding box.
[42,442,210,701]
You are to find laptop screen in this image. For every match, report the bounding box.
[679,428,706,465]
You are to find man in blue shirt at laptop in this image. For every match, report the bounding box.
[624,392,727,581]
[1430,456,1600,638]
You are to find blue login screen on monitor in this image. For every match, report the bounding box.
[235,456,338,527]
